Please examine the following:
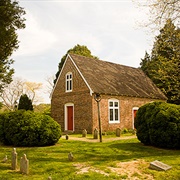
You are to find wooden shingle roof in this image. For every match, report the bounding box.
[69,53,167,100]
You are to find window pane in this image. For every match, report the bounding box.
[109,102,113,107]
[67,75,69,79]
[69,80,72,90]
[67,81,69,90]
[115,109,118,121]
[115,102,118,107]
[110,109,113,121]
[70,74,72,79]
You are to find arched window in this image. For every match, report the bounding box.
[108,99,120,123]
[66,72,72,92]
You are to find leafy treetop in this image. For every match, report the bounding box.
[54,44,98,85]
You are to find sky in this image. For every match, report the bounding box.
[12,0,154,104]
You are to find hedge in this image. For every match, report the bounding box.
[134,102,180,149]
[0,110,61,146]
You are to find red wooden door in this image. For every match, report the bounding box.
[133,110,137,119]
[67,106,73,131]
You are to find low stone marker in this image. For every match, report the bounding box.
[68,152,74,161]
[94,128,98,139]
[116,128,121,137]
[11,148,17,170]
[82,129,87,137]
[149,160,172,171]
[20,154,29,174]
[66,134,69,140]
[47,176,52,180]
[1,155,8,163]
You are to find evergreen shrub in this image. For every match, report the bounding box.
[0,110,61,146]
[135,102,180,149]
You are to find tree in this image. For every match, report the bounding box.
[24,81,43,103]
[0,0,26,93]
[0,77,24,110]
[18,94,33,111]
[54,44,98,85]
[135,0,180,29]
[0,77,43,111]
[140,51,151,76]
[140,19,180,104]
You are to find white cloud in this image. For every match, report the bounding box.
[14,10,57,57]
[12,1,153,103]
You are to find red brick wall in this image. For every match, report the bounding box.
[92,94,163,132]
[51,57,93,133]
[52,56,165,134]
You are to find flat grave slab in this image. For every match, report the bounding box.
[149,160,172,171]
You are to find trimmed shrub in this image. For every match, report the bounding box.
[0,110,61,146]
[135,102,180,149]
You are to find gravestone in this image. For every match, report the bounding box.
[82,129,87,137]
[66,134,69,140]
[93,128,98,139]
[68,152,74,161]
[47,176,52,180]
[20,154,29,174]
[1,155,8,163]
[149,160,172,171]
[116,128,121,137]
[11,148,17,170]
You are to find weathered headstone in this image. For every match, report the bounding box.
[20,154,29,174]
[82,129,87,137]
[149,160,172,171]
[116,128,121,137]
[1,155,8,163]
[11,148,17,170]
[68,152,74,161]
[66,134,69,140]
[93,128,98,139]
[47,176,52,180]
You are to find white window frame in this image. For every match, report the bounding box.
[66,72,72,92]
[108,99,120,123]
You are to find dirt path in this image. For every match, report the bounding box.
[62,135,137,142]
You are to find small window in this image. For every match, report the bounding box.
[66,73,72,92]
[108,99,120,123]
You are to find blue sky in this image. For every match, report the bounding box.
[12,0,153,103]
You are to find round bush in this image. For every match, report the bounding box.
[0,110,61,146]
[135,102,180,149]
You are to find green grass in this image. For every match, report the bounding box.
[0,136,179,180]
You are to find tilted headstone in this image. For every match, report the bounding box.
[149,160,172,171]
[11,148,17,170]
[68,152,74,161]
[93,128,98,139]
[116,128,121,137]
[20,154,29,174]
[82,129,87,137]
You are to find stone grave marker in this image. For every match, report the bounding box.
[20,154,29,174]
[1,155,8,163]
[68,152,74,161]
[93,128,98,139]
[116,128,121,137]
[47,176,52,180]
[149,160,172,171]
[66,134,69,140]
[82,129,87,137]
[11,148,17,170]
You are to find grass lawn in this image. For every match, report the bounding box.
[0,135,179,180]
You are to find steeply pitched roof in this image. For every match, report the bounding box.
[69,53,167,100]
